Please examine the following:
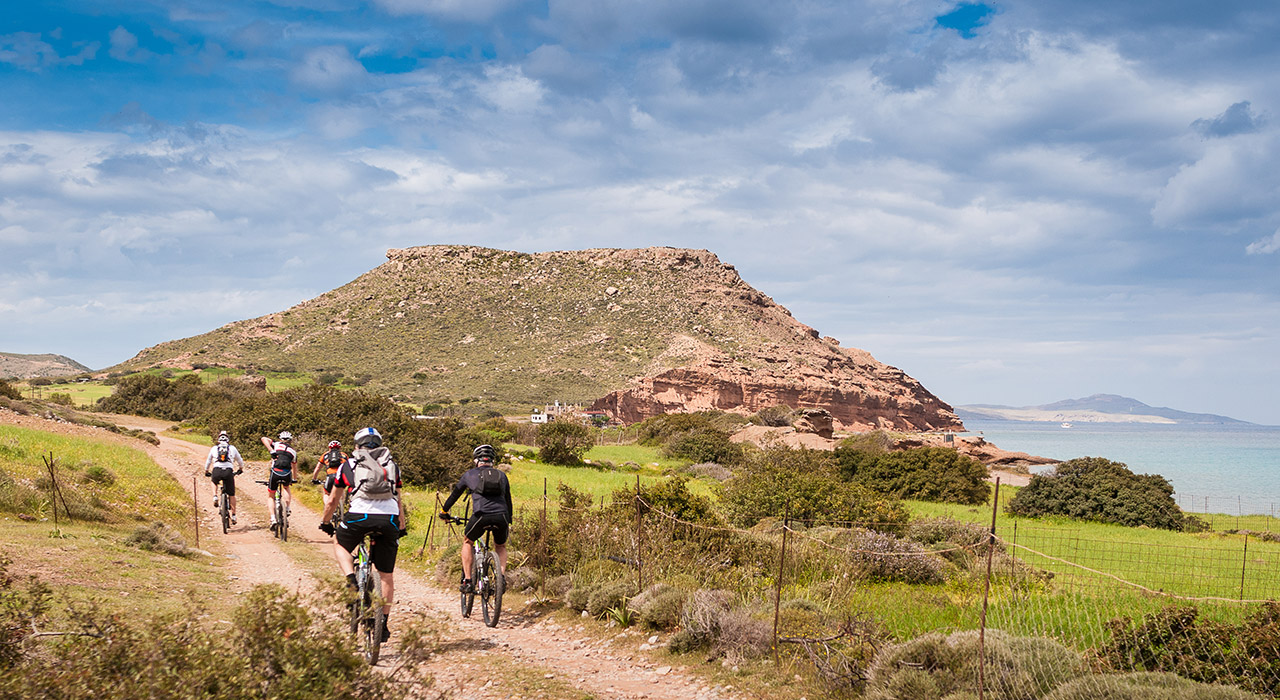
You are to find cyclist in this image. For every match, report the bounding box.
[312,440,349,540]
[259,431,299,534]
[319,427,405,643]
[438,444,512,594]
[203,431,244,525]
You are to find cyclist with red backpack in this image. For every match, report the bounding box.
[319,427,406,643]
[204,431,244,525]
[259,431,299,534]
[438,444,512,594]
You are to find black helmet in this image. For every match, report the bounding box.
[473,444,496,462]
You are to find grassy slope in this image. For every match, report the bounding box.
[0,424,229,617]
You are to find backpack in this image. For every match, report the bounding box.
[351,446,397,500]
[474,465,504,496]
[324,449,344,471]
[216,444,230,463]
[271,448,293,473]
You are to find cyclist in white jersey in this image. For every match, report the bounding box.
[204,431,244,524]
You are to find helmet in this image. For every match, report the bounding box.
[328,440,341,450]
[217,431,229,443]
[473,444,496,462]
[278,431,293,442]
[353,427,382,448]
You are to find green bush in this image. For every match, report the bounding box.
[836,445,990,505]
[587,580,636,617]
[1044,672,1263,700]
[662,426,743,465]
[1100,603,1280,697]
[0,380,19,401]
[96,373,262,422]
[750,405,795,427]
[47,393,74,406]
[1007,457,1191,530]
[628,583,689,630]
[536,420,593,465]
[866,629,1083,700]
[719,446,908,529]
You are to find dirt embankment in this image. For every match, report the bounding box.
[7,410,746,700]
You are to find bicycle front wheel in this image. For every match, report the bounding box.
[480,550,504,627]
[219,491,229,534]
[461,553,480,618]
[278,498,289,541]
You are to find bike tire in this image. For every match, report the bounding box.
[461,553,479,618]
[365,606,384,665]
[219,491,229,534]
[356,564,382,665]
[480,550,504,627]
[278,498,288,542]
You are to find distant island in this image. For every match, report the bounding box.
[956,394,1253,426]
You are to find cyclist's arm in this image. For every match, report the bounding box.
[232,447,244,471]
[310,457,325,481]
[203,449,215,472]
[259,436,274,451]
[320,486,346,522]
[440,478,468,512]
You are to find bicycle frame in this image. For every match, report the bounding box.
[351,536,384,664]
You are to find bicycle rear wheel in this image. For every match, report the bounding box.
[356,564,382,665]
[278,498,288,541]
[480,550,504,627]
[219,491,229,534]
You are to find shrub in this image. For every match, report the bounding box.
[47,393,74,406]
[628,584,689,630]
[866,629,1083,700]
[536,420,593,465]
[124,522,193,557]
[836,445,990,505]
[27,377,52,386]
[674,589,734,650]
[82,465,117,486]
[0,380,19,400]
[1043,672,1263,700]
[719,446,908,530]
[587,579,635,617]
[474,416,517,444]
[682,461,733,481]
[816,528,946,584]
[315,371,343,386]
[750,404,795,427]
[663,427,743,464]
[1100,602,1280,697]
[1007,457,1191,530]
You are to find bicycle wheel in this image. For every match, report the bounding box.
[480,550,504,627]
[219,490,229,534]
[460,552,478,618]
[357,564,382,665]
[278,498,288,542]
[364,605,384,665]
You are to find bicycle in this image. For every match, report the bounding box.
[256,480,289,541]
[207,470,239,533]
[312,478,348,531]
[351,533,384,665]
[443,515,504,627]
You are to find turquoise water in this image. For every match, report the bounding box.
[962,420,1280,515]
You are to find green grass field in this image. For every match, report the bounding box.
[0,424,228,617]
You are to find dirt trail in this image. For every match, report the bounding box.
[108,417,744,700]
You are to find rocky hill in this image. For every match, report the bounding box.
[114,246,962,432]
[957,394,1250,425]
[0,352,90,379]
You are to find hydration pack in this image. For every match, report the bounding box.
[474,465,503,496]
[351,446,398,500]
[271,449,293,474]
[216,444,230,463]
[324,448,343,471]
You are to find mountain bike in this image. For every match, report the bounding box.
[256,479,289,541]
[351,534,385,665]
[208,470,237,533]
[444,515,504,627]
[312,478,347,532]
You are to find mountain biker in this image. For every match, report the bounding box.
[204,431,244,525]
[311,440,348,494]
[319,427,406,644]
[312,440,349,539]
[438,444,512,594]
[259,431,299,533]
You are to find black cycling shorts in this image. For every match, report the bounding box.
[336,513,401,573]
[268,471,294,492]
[464,512,509,546]
[210,466,236,496]
[322,473,337,493]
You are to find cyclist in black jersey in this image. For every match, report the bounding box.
[439,444,513,593]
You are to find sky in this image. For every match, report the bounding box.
[2,1,1279,425]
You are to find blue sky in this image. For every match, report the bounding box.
[2,1,1279,424]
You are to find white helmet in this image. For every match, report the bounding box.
[217,431,229,443]
[278,431,293,442]
[353,427,382,448]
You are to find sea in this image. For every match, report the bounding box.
[961,419,1280,516]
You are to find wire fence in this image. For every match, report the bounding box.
[414,478,1280,698]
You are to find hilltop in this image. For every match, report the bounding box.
[956,394,1251,425]
[112,246,961,432]
[0,351,90,379]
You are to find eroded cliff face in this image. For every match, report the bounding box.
[590,335,962,432]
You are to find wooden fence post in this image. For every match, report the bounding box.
[772,501,790,665]
[978,478,1001,700]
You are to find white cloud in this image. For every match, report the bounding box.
[290,45,368,92]
[372,0,517,23]
[108,26,154,63]
[1247,229,1280,255]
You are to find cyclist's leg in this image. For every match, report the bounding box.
[224,473,238,516]
[460,537,475,579]
[378,571,395,614]
[332,523,359,578]
[282,482,292,510]
[491,518,511,570]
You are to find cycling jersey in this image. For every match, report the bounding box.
[204,444,244,471]
[269,442,297,475]
[334,458,402,516]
